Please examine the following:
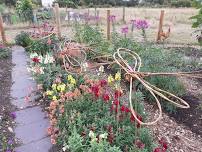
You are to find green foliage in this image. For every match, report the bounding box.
[54,0,77,7]
[67,127,84,152]
[16,0,34,22]
[26,34,58,55]
[0,45,10,59]
[15,32,32,47]
[171,0,192,7]
[0,4,6,14]
[57,92,154,151]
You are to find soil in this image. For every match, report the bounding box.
[0,51,16,151]
[169,95,202,136]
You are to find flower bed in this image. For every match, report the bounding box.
[14,19,201,151]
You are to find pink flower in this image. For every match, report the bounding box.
[121,26,129,34]
[133,19,149,30]
[108,15,116,23]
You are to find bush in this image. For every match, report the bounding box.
[0,45,10,59]
[15,32,32,47]
[171,0,192,7]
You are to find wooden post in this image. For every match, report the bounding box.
[107,10,111,41]
[67,11,70,25]
[157,10,165,42]
[123,7,126,23]
[54,3,61,38]
[0,14,6,44]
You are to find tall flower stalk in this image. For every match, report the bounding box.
[133,19,149,41]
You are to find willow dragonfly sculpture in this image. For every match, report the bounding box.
[113,48,202,125]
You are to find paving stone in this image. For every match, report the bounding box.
[15,137,52,152]
[15,106,47,126]
[15,119,49,145]
[11,46,36,109]
[12,46,51,151]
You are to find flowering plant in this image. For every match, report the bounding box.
[132,19,150,41]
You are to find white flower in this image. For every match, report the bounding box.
[38,55,43,63]
[89,130,95,138]
[30,52,38,59]
[44,53,55,64]
[82,62,88,71]
[99,133,108,140]
[62,145,69,151]
[98,65,104,73]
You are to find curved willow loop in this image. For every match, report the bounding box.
[59,39,87,74]
[113,48,202,126]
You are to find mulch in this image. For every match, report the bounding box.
[0,52,16,150]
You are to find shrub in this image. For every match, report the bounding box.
[15,32,32,47]
[0,45,10,59]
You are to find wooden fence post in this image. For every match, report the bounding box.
[123,7,126,23]
[107,10,111,41]
[54,3,61,38]
[157,10,164,42]
[0,14,6,44]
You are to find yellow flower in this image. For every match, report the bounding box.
[52,84,57,90]
[46,90,53,96]
[52,95,57,100]
[57,85,61,91]
[115,72,121,81]
[70,78,76,85]
[60,84,66,92]
[67,75,73,81]
[108,74,114,84]
[67,75,76,85]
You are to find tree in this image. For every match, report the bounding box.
[16,0,34,22]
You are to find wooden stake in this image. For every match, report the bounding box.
[157,10,165,42]
[54,3,61,38]
[123,7,126,23]
[0,14,6,44]
[107,10,111,41]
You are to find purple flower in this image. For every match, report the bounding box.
[121,26,129,34]
[133,19,149,30]
[7,139,13,145]
[108,15,116,23]
[10,112,16,119]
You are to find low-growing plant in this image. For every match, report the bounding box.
[15,31,32,47]
[0,45,10,59]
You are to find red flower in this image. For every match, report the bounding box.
[91,85,99,94]
[125,107,130,113]
[102,93,110,102]
[135,140,145,149]
[130,113,135,122]
[137,115,142,128]
[32,57,40,63]
[153,147,162,152]
[159,137,168,150]
[110,104,115,112]
[113,99,120,106]
[120,105,126,112]
[114,90,122,99]
[100,79,107,87]
[91,85,100,98]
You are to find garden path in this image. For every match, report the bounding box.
[11,46,52,152]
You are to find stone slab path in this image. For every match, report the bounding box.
[11,46,52,152]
